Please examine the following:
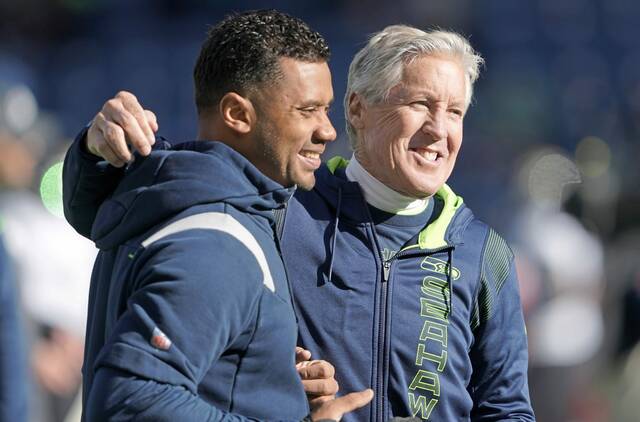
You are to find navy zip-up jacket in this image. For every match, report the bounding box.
[64,138,308,420]
[281,158,534,421]
[64,134,534,421]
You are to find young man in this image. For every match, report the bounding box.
[64,10,371,421]
[64,23,534,422]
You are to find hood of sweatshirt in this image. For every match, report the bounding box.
[91,140,293,250]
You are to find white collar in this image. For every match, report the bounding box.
[345,155,429,215]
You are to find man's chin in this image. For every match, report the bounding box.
[401,180,441,199]
[402,171,447,198]
[293,174,316,191]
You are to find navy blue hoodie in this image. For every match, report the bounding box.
[281,158,534,421]
[71,140,308,421]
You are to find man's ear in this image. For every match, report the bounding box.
[219,92,256,134]
[347,92,366,130]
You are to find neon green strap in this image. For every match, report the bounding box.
[326,156,349,174]
[417,184,463,249]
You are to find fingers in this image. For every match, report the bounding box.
[333,389,374,413]
[84,91,157,166]
[302,377,339,397]
[309,395,334,410]
[311,389,374,421]
[97,141,127,168]
[295,346,312,365]
[88,115,129,167]
[145,109,159,134]
[104,91,153,155]
[298,360,335,380]
[298,359,339,409]
[96,116,131,161]
[299,360,338,396]
[117,91,156,145]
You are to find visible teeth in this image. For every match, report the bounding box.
[300,151,320,159]
[411,148,438,161]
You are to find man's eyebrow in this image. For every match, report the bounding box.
[299,98,334,107]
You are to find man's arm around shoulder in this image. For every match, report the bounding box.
[62,91,159,237]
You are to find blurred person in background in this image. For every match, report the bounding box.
[610,256,640,420]
[0,224,28,421]
[63,22,534,421]
[0,90,96,422]
[509,151,605,421]
[597,195,640,422]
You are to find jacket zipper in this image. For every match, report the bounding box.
[376,258,390,422]
[271,203,300,323]
[375,244,453,421]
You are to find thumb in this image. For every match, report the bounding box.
[335,389,374,411]
[312,389,373,421]
[295,347,312,365]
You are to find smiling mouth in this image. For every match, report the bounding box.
[298,150,323,170]
[409,148,441,162]
[299,151,321,160]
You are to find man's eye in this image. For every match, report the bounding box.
[300,107,317,113]
[449,108,463,117]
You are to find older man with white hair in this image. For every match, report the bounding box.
[63,23,534,422]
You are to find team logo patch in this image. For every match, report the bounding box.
[420,256,460,280]
[150,327,172,350]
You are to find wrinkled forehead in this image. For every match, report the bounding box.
[386,54,468,100]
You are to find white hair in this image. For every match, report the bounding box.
[344,25,484,148]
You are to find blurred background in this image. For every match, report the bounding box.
[0,0,639,421]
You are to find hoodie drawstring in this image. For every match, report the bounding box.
[327,187,343,282]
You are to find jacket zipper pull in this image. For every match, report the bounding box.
[383,260,391,282]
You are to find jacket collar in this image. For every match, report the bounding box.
[316,156,472,248]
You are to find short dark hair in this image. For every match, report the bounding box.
[194,9,330,113]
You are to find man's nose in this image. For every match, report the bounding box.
[315,113,337,143]
[421,110,447,141]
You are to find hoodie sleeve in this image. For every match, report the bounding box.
[62,127,170,238]
[468,229,535,421]
[85,230,290,421]
[86,367,265,421]
[62,126,126,238]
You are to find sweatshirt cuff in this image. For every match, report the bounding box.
[74,123,103,163]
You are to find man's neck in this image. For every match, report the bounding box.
[345,155,429,215]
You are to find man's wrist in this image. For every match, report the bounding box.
[75,124,103,163]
